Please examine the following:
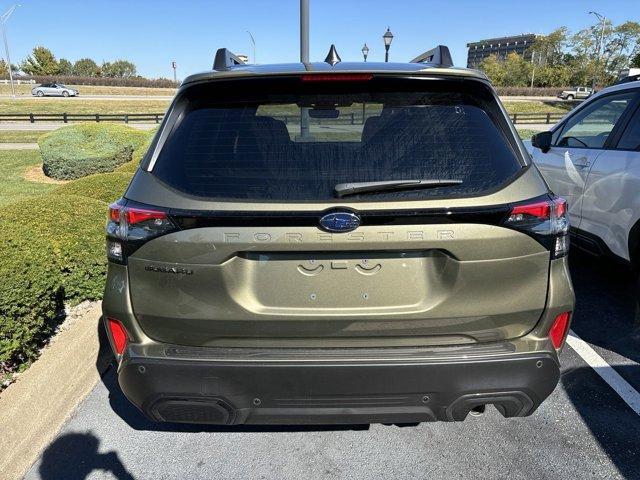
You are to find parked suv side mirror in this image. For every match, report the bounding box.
[531,131,553,153]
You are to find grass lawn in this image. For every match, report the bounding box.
[0,84,176,96]
[0,97,574,121]
[0,131,48,143]
[0,98,170,115]
[516,129,540,140]
[0,150,56,206]
[503,101,573,114]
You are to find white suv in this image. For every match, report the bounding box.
[530,82,640,272]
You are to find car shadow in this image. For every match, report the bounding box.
[37,432,135,480]
[96,321,369,433]
[561,363,640,478]
[569,250,640,365]
[563,250,640,478]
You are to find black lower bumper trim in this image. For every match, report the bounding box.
[117,347,559,425]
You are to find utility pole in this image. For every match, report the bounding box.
[247,31,256,64]
[300,0,309,64]
[530,51,537,90]
[171,61,177,83]
[589,11,606,90]
[299,0,310,140]
[1,4,21,99]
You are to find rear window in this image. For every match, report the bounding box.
[151,77,522,202]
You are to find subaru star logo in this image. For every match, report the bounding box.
[319,211,361,233]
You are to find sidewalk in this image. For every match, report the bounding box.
[0,122,158,131]
[0,143,38,150]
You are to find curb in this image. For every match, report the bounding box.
[0,302,112,480]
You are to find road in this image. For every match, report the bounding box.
[23,252,640,480]
[0,94,174,101]
[0,93,569,102]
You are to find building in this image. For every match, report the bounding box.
[466,34,538,69]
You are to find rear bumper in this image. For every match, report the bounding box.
[116,341,560,425]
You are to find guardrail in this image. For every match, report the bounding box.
[509,112,565,125]
[0,113,165,124]
[0,111,564,126]
[0,79,36,85]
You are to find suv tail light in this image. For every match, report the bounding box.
[549,312,571,349]
[503,196,569,259]
[107,317,128,355]
[106,200,177,263]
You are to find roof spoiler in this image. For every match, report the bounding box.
[213,48,246,71]
[410,45,453,68]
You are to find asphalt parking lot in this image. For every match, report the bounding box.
[24,251,640,480]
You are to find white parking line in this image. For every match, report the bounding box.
[566,329,640,415]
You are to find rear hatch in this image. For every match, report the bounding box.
[117,74,554,348]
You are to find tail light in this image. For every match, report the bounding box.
[107,317,128,355]
[301,73,373,82]
[106,200,177,263]
[549,312,571,349]
[503,195,569,258]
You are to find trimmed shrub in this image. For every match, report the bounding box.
[1,74,178,88]
[114,127,156,173]
[53,172,133,204]
[495,86,567,97]
[0,194,107,372]
[39,123,148,180]
[114,161,140,174]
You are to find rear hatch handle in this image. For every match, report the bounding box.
[334,179,463,197]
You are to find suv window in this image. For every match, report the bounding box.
[616,105,640,151]
[151,77,522,202]
[556,92,636,149]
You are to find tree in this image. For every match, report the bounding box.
[101,59,137,78]
[631,52,640,68]
[478,54,506,86]
[72,58,100,77]
[21,47,61,75]
[570,20,640,85]
[503,52,532,87]
[478,53,532,87]
[530,28,568,66]
[58,58,73,75]
[0,58,8,77]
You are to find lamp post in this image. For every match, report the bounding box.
[1,4,21,99]
[247,30,256,64]
[171,61,177,83]
[361,43,369,62]
[382,27,393,62]
[588,11,606,90]
[530,51,538,91]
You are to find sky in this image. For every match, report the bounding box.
[1,0,638,79]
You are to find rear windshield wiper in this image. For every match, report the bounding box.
[334,179,463,197]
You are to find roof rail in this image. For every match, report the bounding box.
[410,45,453,68]
[213,48,246,71]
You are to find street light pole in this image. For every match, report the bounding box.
[299,0,310,139]
[361,43,369,62]
[382,28,394,62]
[247,31,256,64]
[530,51,537,90]
[1,4,21,99]
[171,61,177,83]
[589,11,606,90]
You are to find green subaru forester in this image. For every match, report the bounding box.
[102,47,575,426]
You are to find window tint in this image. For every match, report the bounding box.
[152,79,522,202]
[617,105,640,151]
[556,92,636,149]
